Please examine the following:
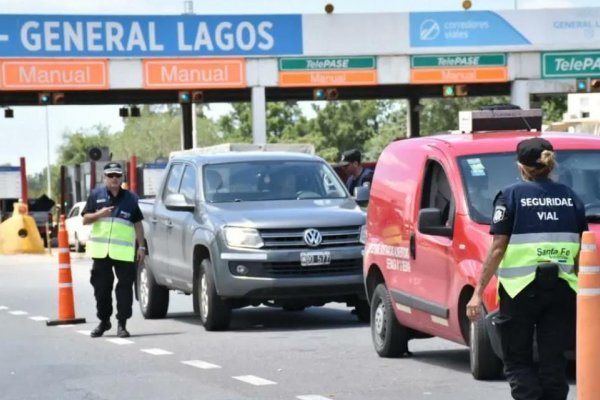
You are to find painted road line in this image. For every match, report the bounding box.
[57,324,75,328]
[141,348,173,355]
[0,306,8,310]
[76,330,92,336]
[233,375,277,386]
[297,396,334,400]
[106,338,135,345]
[29,316,49,322]
[181,360,222,369]
[9,310,28,315]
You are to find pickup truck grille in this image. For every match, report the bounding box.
[229,259,362,278]
[259,226,361,249]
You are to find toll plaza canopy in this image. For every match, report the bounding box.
[1,8,599,141]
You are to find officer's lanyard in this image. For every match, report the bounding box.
[104,187,123,218]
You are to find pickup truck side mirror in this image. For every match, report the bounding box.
[418,208,452,238]
[164,193,195,212]
[354,186,370,207]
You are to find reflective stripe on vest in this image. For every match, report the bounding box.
[87,217,135,262]
[499,231,580,298]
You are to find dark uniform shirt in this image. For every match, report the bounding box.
[490,178,587,237]
[82,186,143,224]
[346,167,374,195]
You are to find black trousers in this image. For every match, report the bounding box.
[498,278,575,400]
[90,257,136,322]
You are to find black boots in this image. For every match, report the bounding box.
[90,320,111,338]
[117,320,130,338]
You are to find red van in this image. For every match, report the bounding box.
[363,110,600,379]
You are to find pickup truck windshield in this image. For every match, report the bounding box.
[458,150,600,224]
[203,160,347,203]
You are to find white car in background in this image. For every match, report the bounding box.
[65,201,91,252]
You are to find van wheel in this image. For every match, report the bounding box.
[371,284,409,357]
[197,259,231,331]
[354,299,371,323]
[137,262,169,319]
[470,317,503,380]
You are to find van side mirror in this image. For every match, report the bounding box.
[164,193,195,212]
[418,208,452,238]
[354,186,370,207]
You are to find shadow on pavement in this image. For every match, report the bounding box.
[167,306,368,332]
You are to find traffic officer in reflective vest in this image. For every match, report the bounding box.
[82,162,145,338]
[467,137,587,400]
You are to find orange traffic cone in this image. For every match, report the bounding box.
[577,231,600,399]
[47,215,86,326]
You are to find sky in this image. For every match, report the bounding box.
[0,0,597,174]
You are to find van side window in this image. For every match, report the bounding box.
[420,161,454,226]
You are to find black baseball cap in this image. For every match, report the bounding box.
[517,137,553,167]
[339,149,361,166]
[103,162,123,175]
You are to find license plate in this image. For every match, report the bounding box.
[300,251,331,266]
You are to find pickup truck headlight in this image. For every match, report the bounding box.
[223,227,264,249]
[360,224,367,244]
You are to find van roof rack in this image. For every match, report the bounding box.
[458,107,542,133]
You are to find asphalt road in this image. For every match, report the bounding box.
[0,254,576,400]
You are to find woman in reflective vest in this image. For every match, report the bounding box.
[467,137,587,400]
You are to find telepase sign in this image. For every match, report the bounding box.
[0,15,303,57]
[542,51,600,78]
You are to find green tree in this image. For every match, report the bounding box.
[540,95,567,124]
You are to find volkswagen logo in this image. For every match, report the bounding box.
[303,228,322,247]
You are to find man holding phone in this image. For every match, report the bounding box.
[82,162,146,338]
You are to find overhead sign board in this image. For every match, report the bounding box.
[0,59,108,90]
[411,54,505,68]
[542,51,600,78]
[410,53,507,84]
[0,166,21,199]
[0,15,303,57]
[143,58,245,89]
[278,56,377,87]
[410,11,530,48]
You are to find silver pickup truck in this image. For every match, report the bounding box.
[137,151,368,330]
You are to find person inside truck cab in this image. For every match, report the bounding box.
[339,149,373,196]
[466,137,587,400]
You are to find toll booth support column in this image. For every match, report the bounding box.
[511,80,531,110]
[407,96,421,138]
[181,102,193,150]
[251,86,267,145]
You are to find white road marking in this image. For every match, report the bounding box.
[0,306,8,310]
[233,375,276,386]
[9,310,28,315]
[107,338,135,345]
[29,316,49,321]
[297,396,334,400]
[58,324,74,328]
[76,330,92,336]
[141,348,172,355]
[181,360,221,369]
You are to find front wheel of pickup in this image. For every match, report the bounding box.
[197,259,231,331]
[137,262,169,319]
[371,284,409,357]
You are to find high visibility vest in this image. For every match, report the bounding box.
[492,179,586,299]
[85,186,138,262]
[87,217,135,262]
[498,232,579,298]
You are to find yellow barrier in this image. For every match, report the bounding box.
[0,202,44,255]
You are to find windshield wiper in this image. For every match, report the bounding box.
[585,214,600,223]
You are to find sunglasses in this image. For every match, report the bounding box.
[105,173,122,179]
